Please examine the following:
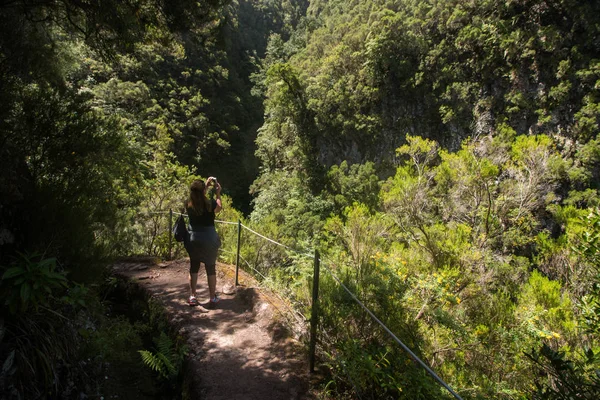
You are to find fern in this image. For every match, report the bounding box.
[139,332,187,381]
[156,332,173,360]
[139,350,167,377]
[157,351,176,376]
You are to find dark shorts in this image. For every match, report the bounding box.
[185,226,221,274]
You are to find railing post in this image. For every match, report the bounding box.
[235,219,241,286]
[168,209,173,260]
[309,249,320,373]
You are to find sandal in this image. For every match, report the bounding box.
[188,296,198,306]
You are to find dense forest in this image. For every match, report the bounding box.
[2,0,600,399]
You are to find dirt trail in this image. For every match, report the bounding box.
[113,258,316,400]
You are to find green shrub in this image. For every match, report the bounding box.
[139,331,188,382]
[1,253,68,314]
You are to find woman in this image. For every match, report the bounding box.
[185,177,222,307]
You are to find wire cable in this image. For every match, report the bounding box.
[147,211,463,399]
[240,223,314,259]
[219,248,268,281]
[219,248,306,329]
[215,220,239,226]
[240,223,295,250]
[320,260,464,400]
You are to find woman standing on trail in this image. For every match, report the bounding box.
[185,177,222,307]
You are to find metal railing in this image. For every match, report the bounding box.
[158,209,463,400]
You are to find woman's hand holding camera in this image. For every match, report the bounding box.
[207,176,223,213]
[207,177,221,195]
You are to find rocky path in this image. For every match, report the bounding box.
[113,258,316,400]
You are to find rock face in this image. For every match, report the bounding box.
[112,258,315,400]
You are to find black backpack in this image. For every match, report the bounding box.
[173,215,189,243]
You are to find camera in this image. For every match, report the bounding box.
[208,176,218,186]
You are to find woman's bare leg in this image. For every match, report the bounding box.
[207,273,216,299]
[189,272,198,297]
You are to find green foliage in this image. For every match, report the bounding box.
[243,0,600,398]
[324,203,393,286]
[215,195,244,264]
[77,284,174,398]
[0,256,90,399]
[139,332,188,382]
[1,253,68,314]
[251,0,600,222]
[326,161,380,212]
[526,345,600,400]
[6,0,600,397]
[520,207,600,399]
[317,230,440,399]
[133,167,199,257]
[0,309,80,399]
[86,316,146,365]
[517,271,575,340]
[0,258,169,399]
[574,209,600,268]
[571,209,600,336]
[251,170,332,240]
[248,126,597,397]
[2,81,140,266]
[0,1,242,398]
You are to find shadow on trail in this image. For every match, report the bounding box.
[113,259,312,400]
